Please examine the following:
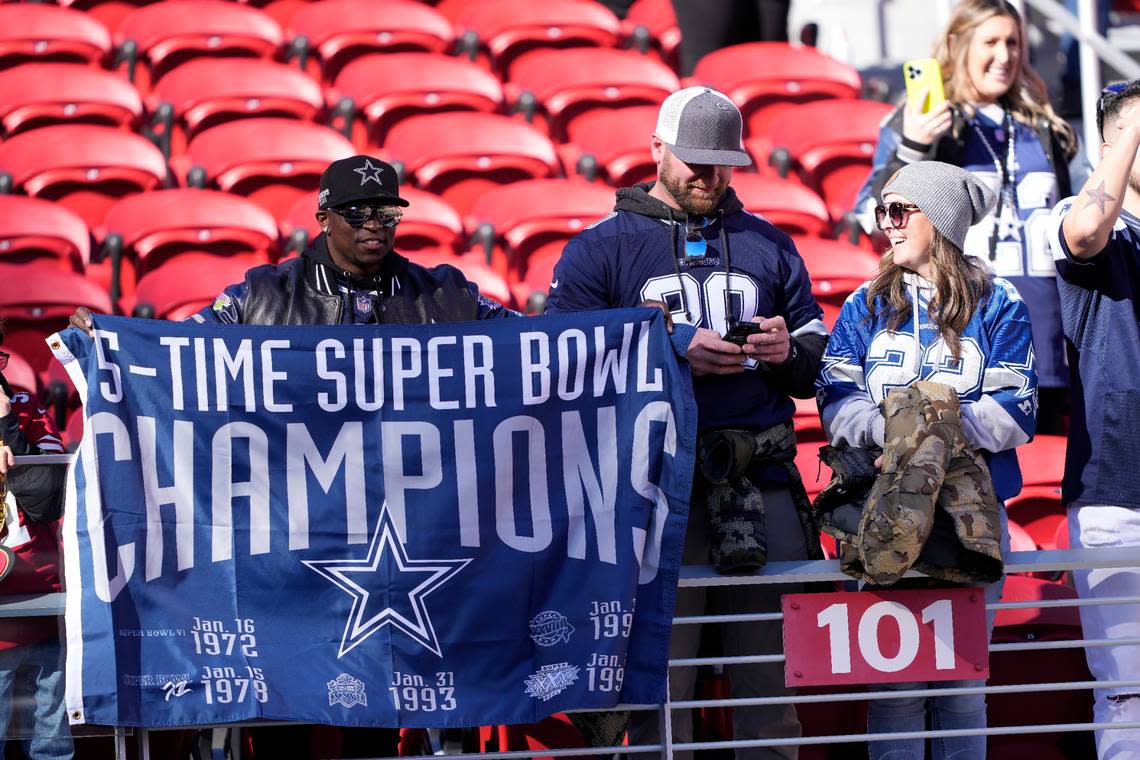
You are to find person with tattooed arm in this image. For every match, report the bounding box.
[1050,79,1140,759]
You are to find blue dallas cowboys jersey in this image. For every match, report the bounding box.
[1050,198,1140,509]
[547,186,827,431]
[959,105,1066,389]
[817,274,1037,501]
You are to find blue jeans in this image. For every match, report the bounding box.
[0,637,73,759]
[865,510,1009,760]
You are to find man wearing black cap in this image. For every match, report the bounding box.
[71,155,514,330]
[547,87,827,759]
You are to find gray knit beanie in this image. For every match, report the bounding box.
[881,161,996,251]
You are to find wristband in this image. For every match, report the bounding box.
[901,135,933,152]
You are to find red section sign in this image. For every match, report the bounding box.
[782,587,989,687]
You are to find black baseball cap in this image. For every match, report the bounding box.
[318,155,409,210]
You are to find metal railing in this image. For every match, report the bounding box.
[4,547,1137,759]
[3,454,1139,758]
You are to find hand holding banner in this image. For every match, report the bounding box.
[50,308,696,729]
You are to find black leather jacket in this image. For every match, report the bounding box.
[208,234,515,325]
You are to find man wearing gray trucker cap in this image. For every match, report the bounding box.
[548,86,829,759]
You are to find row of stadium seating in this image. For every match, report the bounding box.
[0,46,880,152]
[1,0,680,88]
[0,89,889,224]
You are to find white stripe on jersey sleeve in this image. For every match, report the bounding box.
[792,318,829,337]
[960,396,1030,453]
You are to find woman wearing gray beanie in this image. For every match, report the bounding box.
[818,160,1039,759]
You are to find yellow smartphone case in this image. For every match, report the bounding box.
[903,58,946,114]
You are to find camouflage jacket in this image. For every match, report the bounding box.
[814,381,1003,586]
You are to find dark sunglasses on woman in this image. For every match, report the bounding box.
[874,202,922,230]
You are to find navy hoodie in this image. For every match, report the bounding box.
[546,183,828,431]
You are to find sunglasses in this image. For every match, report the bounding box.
[1097,81,1129,131]
[873,202,922,230]
[330,206,403,229]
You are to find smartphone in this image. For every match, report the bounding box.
[903,58,946,114]
[723,321,764,346]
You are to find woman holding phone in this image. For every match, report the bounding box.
[820,161,1037,759]
[856,0,1075,431]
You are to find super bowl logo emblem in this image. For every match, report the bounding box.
[327,673,368,709]
[529,610,574,647]
[523,663,579,702]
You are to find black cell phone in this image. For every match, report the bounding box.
[723,322,764,345]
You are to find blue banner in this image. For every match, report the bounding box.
[50,309,696,729]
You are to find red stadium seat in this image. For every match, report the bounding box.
[410,250,514,307]
[4,350,41,399]
[793,237,879,331]
[1050,517,1070,551]
[510,246,561,313]
[0,5,112,70]
[184,117,354,222]
[0,124,169,228]
[483,715,589,758]
[1016,434,1067,489]
[281,188,465,255]
[989,576,1092,746]
[563,105,659,187]
[43,355,81,433]
[149,58,324,157]
[116,1,284,91]
[101,188,280,307]
[624,0,680,69]
[0,196,91,272]
[506,47,679,141]
[795,438,831,498]
[0,263,112,371]
[438,0,622,78]
[132,251,268,321]
[332,52,504,149]
[792,237,879,300]
[793,412,824,444]
[794,396,819,423]
[56,0,153,35]
[385,112,561,217]
[286,0,455,83]
[731,174,831,238]
[763,99,892,220]
[1006,485,1066,553]
[690,42,861,136]
[0,64,143,137]
[466,178,614,275]
[995,574,1082,636]
[1007,518,1038,553]
[65,407,84,451]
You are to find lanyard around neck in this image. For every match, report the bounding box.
[971,108,1019,260]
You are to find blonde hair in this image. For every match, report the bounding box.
[867,230,992,361]
[934,0,1076,159]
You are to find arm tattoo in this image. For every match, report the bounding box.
[1084,181,1116,214]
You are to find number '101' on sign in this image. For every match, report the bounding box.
[780,588,989,687]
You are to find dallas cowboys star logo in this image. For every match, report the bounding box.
[303,503,471,658]
[996,343,1036,399]
[354,158,385,187]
